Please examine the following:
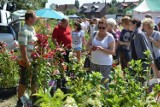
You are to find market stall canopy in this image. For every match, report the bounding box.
[68,14,81,19]
[134,0,160,12]
[35,8,65,19]
[57,11,68,19]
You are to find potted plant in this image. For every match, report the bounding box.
[0,41,19,99]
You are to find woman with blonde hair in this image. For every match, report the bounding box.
[142,18,160,78]
[86,19,115,89]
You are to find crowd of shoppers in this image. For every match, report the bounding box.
[16,10,160,106]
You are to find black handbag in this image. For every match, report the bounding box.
[151,32,160,70]
[84,55,90,68]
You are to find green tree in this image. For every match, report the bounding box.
[75,0,79,8]
[106,0,118,14]
[65,8,77,15]
[11,0,47,10]
[111,0,118,6]
[107,6,118,14]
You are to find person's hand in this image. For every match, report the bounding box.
[91,46,98,51]
[149,63,154,67]
[148,37,154,42]
[96,46,103,50]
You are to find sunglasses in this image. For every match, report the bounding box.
[98,26,106,30]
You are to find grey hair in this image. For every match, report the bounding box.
[106,18,117,27]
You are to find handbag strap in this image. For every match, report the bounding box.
[92,31,97,39]
[91,31,97,45]
[150,32,156,58]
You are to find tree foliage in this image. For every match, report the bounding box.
[75,0,79,8]
[1,0,48,11]
[111,0,118,6]
[65,8,77,15]
[106,0,118,14]
[107,6,118,14]
[15,0,47,10]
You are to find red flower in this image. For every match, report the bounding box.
[31,52,40,60]
[43,50,55,59]
[36,33,49,53]
[11,55,17,61]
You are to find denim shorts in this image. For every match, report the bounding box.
[74,47,82,51]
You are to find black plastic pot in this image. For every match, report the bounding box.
[0,87,17,99]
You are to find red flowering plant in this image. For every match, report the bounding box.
[0,41,19,88]
[29,19,69,90]
[0,41,7,52]
[30,33,67,88]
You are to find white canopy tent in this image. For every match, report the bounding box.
[133,0,160,20]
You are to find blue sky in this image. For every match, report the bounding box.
[46,0,139,7]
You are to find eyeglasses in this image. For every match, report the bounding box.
[98,26,106,30]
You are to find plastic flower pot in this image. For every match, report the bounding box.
[0,86,17,99]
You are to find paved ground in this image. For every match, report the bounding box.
[0,96,17,107]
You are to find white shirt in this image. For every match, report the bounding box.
[81,21,89,33]
[91,32,115,65]
[71,30,84,48]
[89,24,96,36]
[80,22,86,32]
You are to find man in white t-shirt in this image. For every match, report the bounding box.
[88,21,96,36]
[81,18,90,33]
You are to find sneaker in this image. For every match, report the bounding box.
[15,99,23,107]
[21,95,32,107]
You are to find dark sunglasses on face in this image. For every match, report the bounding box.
[98,26,106,30]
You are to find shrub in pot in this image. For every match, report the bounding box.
[0,42,19,99]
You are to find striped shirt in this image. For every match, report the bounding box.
[18,24,37,60]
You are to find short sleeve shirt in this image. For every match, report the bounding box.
[71,30,84,48]
[52,25,72,49]
[91,32,115,65]
[147,31,160,58]
[120,29,131,42]
[119,29,131,51]
[18,24,37,59]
